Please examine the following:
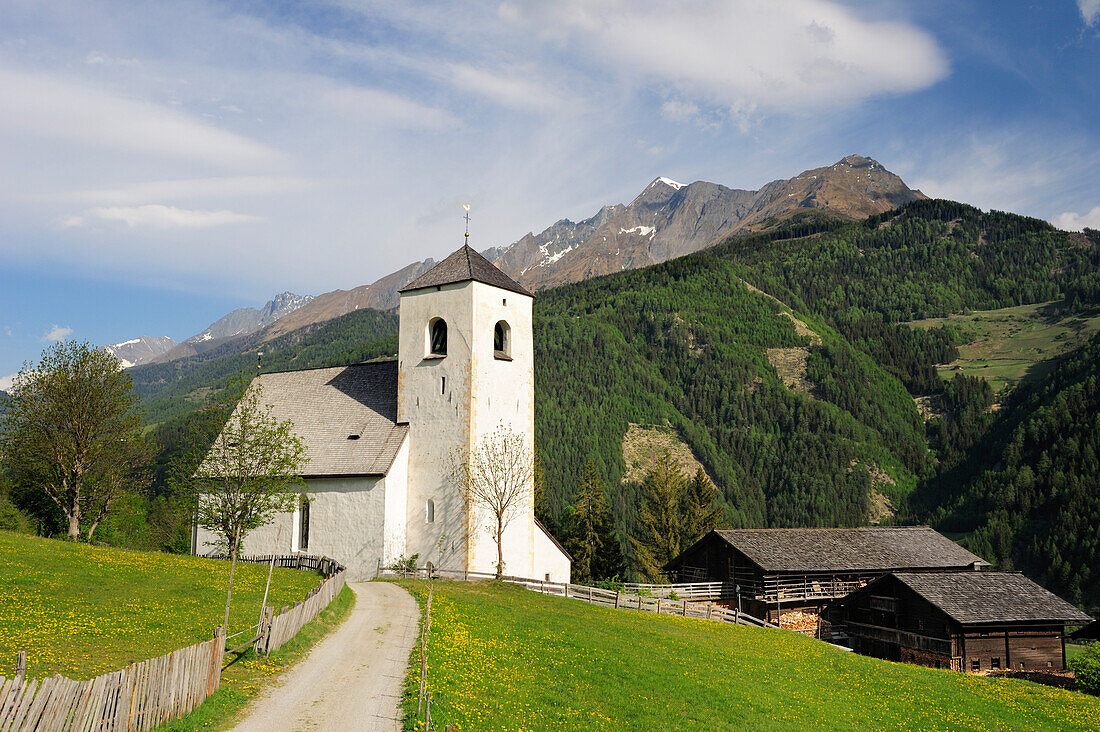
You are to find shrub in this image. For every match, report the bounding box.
[1072,642,1100,696]
[389,553,420,573]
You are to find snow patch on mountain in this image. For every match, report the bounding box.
[620,225,656,238]
[655,177,684,190]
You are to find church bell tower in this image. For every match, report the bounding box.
[397,244,536,576]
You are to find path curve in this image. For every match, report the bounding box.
[232,582,419,732]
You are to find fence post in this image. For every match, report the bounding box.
[564,583,569,599]
[615,591,620,609]
[707,602,712,620]
[683,599,688,616]
[16,650,26,679]
[376,559,382,579]
[657,598,662,615]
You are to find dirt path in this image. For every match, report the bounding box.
[231,582,419,732]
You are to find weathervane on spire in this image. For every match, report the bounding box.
[463,204,471,243]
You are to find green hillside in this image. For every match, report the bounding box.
[0,530,317,679]
[400,579,1100,731]
[132,308,398,425]
[907,332,1100,616]
[57,200,1100,604]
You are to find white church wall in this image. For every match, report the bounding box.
[383,435,410,567]
[192,474,391,581]
[399,282,476,572]
[467,281,538,577]
[532,523,572,583]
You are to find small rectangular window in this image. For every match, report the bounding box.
[426,499,435,523]
[299,498,310,551]
[971,659,980,671]
[441,376,446,394]
[502,298,507,306]
[991,657,1000,670]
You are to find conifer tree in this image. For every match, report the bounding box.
[565,461,622,583]
[681,467,723,547]
[629,451,687,582]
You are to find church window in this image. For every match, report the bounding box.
[494,320,511,360]
[299,496,310,551]
[441,376,446,394]
[426,499,435,523]
[428,318,448,357]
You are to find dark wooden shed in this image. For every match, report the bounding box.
[832,571,1093,672]
[665,527,988,622]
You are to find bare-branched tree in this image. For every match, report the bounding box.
[453,425,534,579]
[0,341,149,540]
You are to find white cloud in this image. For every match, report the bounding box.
[42,325,73,342]
[0,373,15,392]
[448,64,564,112]
[67,176,314,205]
[1053,206,1100,232]
[0,65,278,166]
[500,0,949,120]
[1080,0,1100,26]
[67,205,261,229]
[322,86,459,130]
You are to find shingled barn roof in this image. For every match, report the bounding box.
[891,571,1093,625]
[232,361,407,478]
[703,527,988,573]
[399,244,532,297]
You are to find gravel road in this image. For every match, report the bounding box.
[231,581,419,732]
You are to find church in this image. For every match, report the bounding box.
[191,245,572,583]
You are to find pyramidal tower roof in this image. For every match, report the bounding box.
[399,244,532,297]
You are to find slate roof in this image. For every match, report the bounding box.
[226,361,407,478]
[698,527,988,573]
[891,571,1093,625]
[399,245,532,297]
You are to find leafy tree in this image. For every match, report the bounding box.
[453,425,535,579]
[181,377,308,634]
[681,468,724,547]
[565,461,623,583]
[0,341,149,540]
[629,452,687,581]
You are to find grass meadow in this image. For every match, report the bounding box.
[399,580,1100,731]
[908,302,1100,393]
[0,529,318,679]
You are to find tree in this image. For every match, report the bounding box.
[0,341,149,540]
[565,461,623,583]
[453,425,534,579]
[183,377,308,634]
[681,468,724,547]
[629,451,687,582]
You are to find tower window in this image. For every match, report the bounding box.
[428,317,448,357]
[441,376,446,394]
[299,496,310,551]
[426,499,435,523]
[494,320,512,360]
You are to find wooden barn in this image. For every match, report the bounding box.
[831,571,1093,672]
[665,527,988,622]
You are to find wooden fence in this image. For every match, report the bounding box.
[0,630,224,732]
[378,566,776,629]
[256,570,347,655]
[622,581,736,601]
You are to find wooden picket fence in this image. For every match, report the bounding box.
[256,568,347,655]
[0,630,224,732]
[378,566,776,629]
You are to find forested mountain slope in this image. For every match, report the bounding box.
[126,201,1100,605]
[907,332,1100,616]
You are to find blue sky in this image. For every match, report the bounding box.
[1,0,1098,385]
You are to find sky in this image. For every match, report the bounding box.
[1,0,1098,386]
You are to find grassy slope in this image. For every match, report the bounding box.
[400,580,1100,731]
[0,530,317,679]
[908,302,1100,393]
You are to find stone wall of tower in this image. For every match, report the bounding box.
[398,280,538,577]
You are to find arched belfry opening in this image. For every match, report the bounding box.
[494,320,511,360]
[428,317,448,357]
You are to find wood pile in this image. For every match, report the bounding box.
[779,611,820,633]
